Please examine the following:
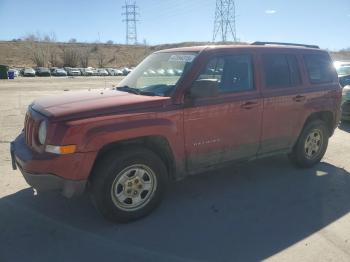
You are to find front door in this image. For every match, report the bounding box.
[183,53,263,172]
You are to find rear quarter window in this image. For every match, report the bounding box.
[303,54,335,84]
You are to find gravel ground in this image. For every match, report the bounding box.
[0,77,350,262]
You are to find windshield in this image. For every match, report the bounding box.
[117,51,197,96]
[336,65,350,76]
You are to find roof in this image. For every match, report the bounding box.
[156,44,324,54]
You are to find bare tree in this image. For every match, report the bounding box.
[97,51,106,68]
[68,38,77,43]
[22,33,39,42]
[48,47,60,67]
[22,32,59,67]
[90,44,98,53]
[43,32,56,43]
[32,47,48,67]
[24,40,49,67]
[22,31,56,43]
[62,47,79,67]
[79,48,90,68]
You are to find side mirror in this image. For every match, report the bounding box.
[189,79,219,98]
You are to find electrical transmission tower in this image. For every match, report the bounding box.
[122,1,139,45]
[212,0,237,42]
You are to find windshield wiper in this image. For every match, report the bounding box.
[139,90,157,96]
[116,86,140,95]
[116,86,157,96]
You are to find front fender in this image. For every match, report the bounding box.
[61,112,185,173]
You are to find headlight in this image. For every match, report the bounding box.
[38,121,47,145]
[343,86,350,94]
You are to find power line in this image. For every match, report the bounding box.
[122,1,139,45]
[212,0,237,42]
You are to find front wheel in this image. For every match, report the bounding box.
[289,120,329,168]
[90,147,168,223]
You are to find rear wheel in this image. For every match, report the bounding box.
[289,120,329,168]
[90,147,168,223]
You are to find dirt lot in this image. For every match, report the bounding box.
[1,77,350,262]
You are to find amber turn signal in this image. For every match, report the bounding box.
[46,145,76,155]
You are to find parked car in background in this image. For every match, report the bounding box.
[92,68,99,76]
[7,68,20,77]
[106,68,116,76]
[122,67,132,75]
[114,69,123,76]
[147,69,157,76]
[334,61,350,87]
[51,68,67,77]
[97,69,109,76]
[81,68,94,76]
[35,67,51,77]
[50,67,58,74]
[67,68,81,76]
[341,85,350,121]
[77,68,85,76]
[166,68,175,76]
[10,42,341,223]
[156,68,166,75]
[21,68,36,77]
[174,69,183,76]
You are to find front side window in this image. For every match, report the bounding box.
[263,54,301,88]
[304,54,335,84]
[117,52,197,97]
[195,54,254,93]
[197,57,224,82]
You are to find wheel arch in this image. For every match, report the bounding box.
[291,111,334,151]
[302,111,335,136]
[89,135,177,182]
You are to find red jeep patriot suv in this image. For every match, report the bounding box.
[11,42,342,222]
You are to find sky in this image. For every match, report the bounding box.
[0,0,349,50]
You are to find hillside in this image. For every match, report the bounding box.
[0,40,349,68]
[0,41,221,68]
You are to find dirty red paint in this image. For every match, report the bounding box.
[12,45,342,186]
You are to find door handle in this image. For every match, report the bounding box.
[293,95,306,102]
[240,101,258,109]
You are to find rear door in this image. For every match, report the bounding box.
[258,52,305,154]
[183,52,263,171]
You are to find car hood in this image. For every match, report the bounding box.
[32,89,170,121]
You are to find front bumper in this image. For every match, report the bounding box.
[10,133,95,197]
[19,168,86,198]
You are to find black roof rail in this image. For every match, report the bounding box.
[251,41,320,49]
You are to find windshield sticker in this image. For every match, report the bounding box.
[168,54,195,63]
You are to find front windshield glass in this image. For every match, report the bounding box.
[336,65,350,76]
[117,52,198,96]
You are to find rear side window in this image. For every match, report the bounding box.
[263,54,301,88]
[303,54,335,84]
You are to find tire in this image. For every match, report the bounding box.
[89,147,168,223]
[289,120,329,168]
